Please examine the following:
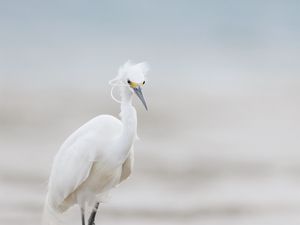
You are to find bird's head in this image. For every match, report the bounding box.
[109,61,149,110]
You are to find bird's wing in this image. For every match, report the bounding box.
[120,148,134,182]
[47,115,122,209]
[48,134,95,208]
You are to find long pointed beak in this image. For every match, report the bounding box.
[133,86,148,111]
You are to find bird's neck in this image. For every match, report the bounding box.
[114,87,137,163]
[120,100,137,139]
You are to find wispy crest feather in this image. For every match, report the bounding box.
[109,60,149,85]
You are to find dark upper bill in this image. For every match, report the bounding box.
[133,86,148,111]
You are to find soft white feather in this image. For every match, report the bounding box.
[47,115,122,211]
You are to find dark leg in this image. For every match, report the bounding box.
[88,202,100,225]
[81,207,85,225]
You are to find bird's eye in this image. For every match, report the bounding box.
[127,80,131,84]
[143,81,145,85]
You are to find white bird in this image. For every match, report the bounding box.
[43,61,149,225]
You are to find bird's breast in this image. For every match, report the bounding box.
[79,161,122,195]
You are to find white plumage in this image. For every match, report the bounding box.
[43,61,149,225]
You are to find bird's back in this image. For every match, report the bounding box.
[60,115,122,151]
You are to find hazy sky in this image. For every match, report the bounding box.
[1,0,299,88]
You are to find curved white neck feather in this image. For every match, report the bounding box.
[113,86,137,164]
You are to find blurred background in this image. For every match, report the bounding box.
[1,0,300,224]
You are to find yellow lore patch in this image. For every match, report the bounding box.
[130,82,139,88]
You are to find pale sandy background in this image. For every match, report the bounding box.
[1,1,300,225]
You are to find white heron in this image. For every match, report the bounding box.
[43,61,149,225]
